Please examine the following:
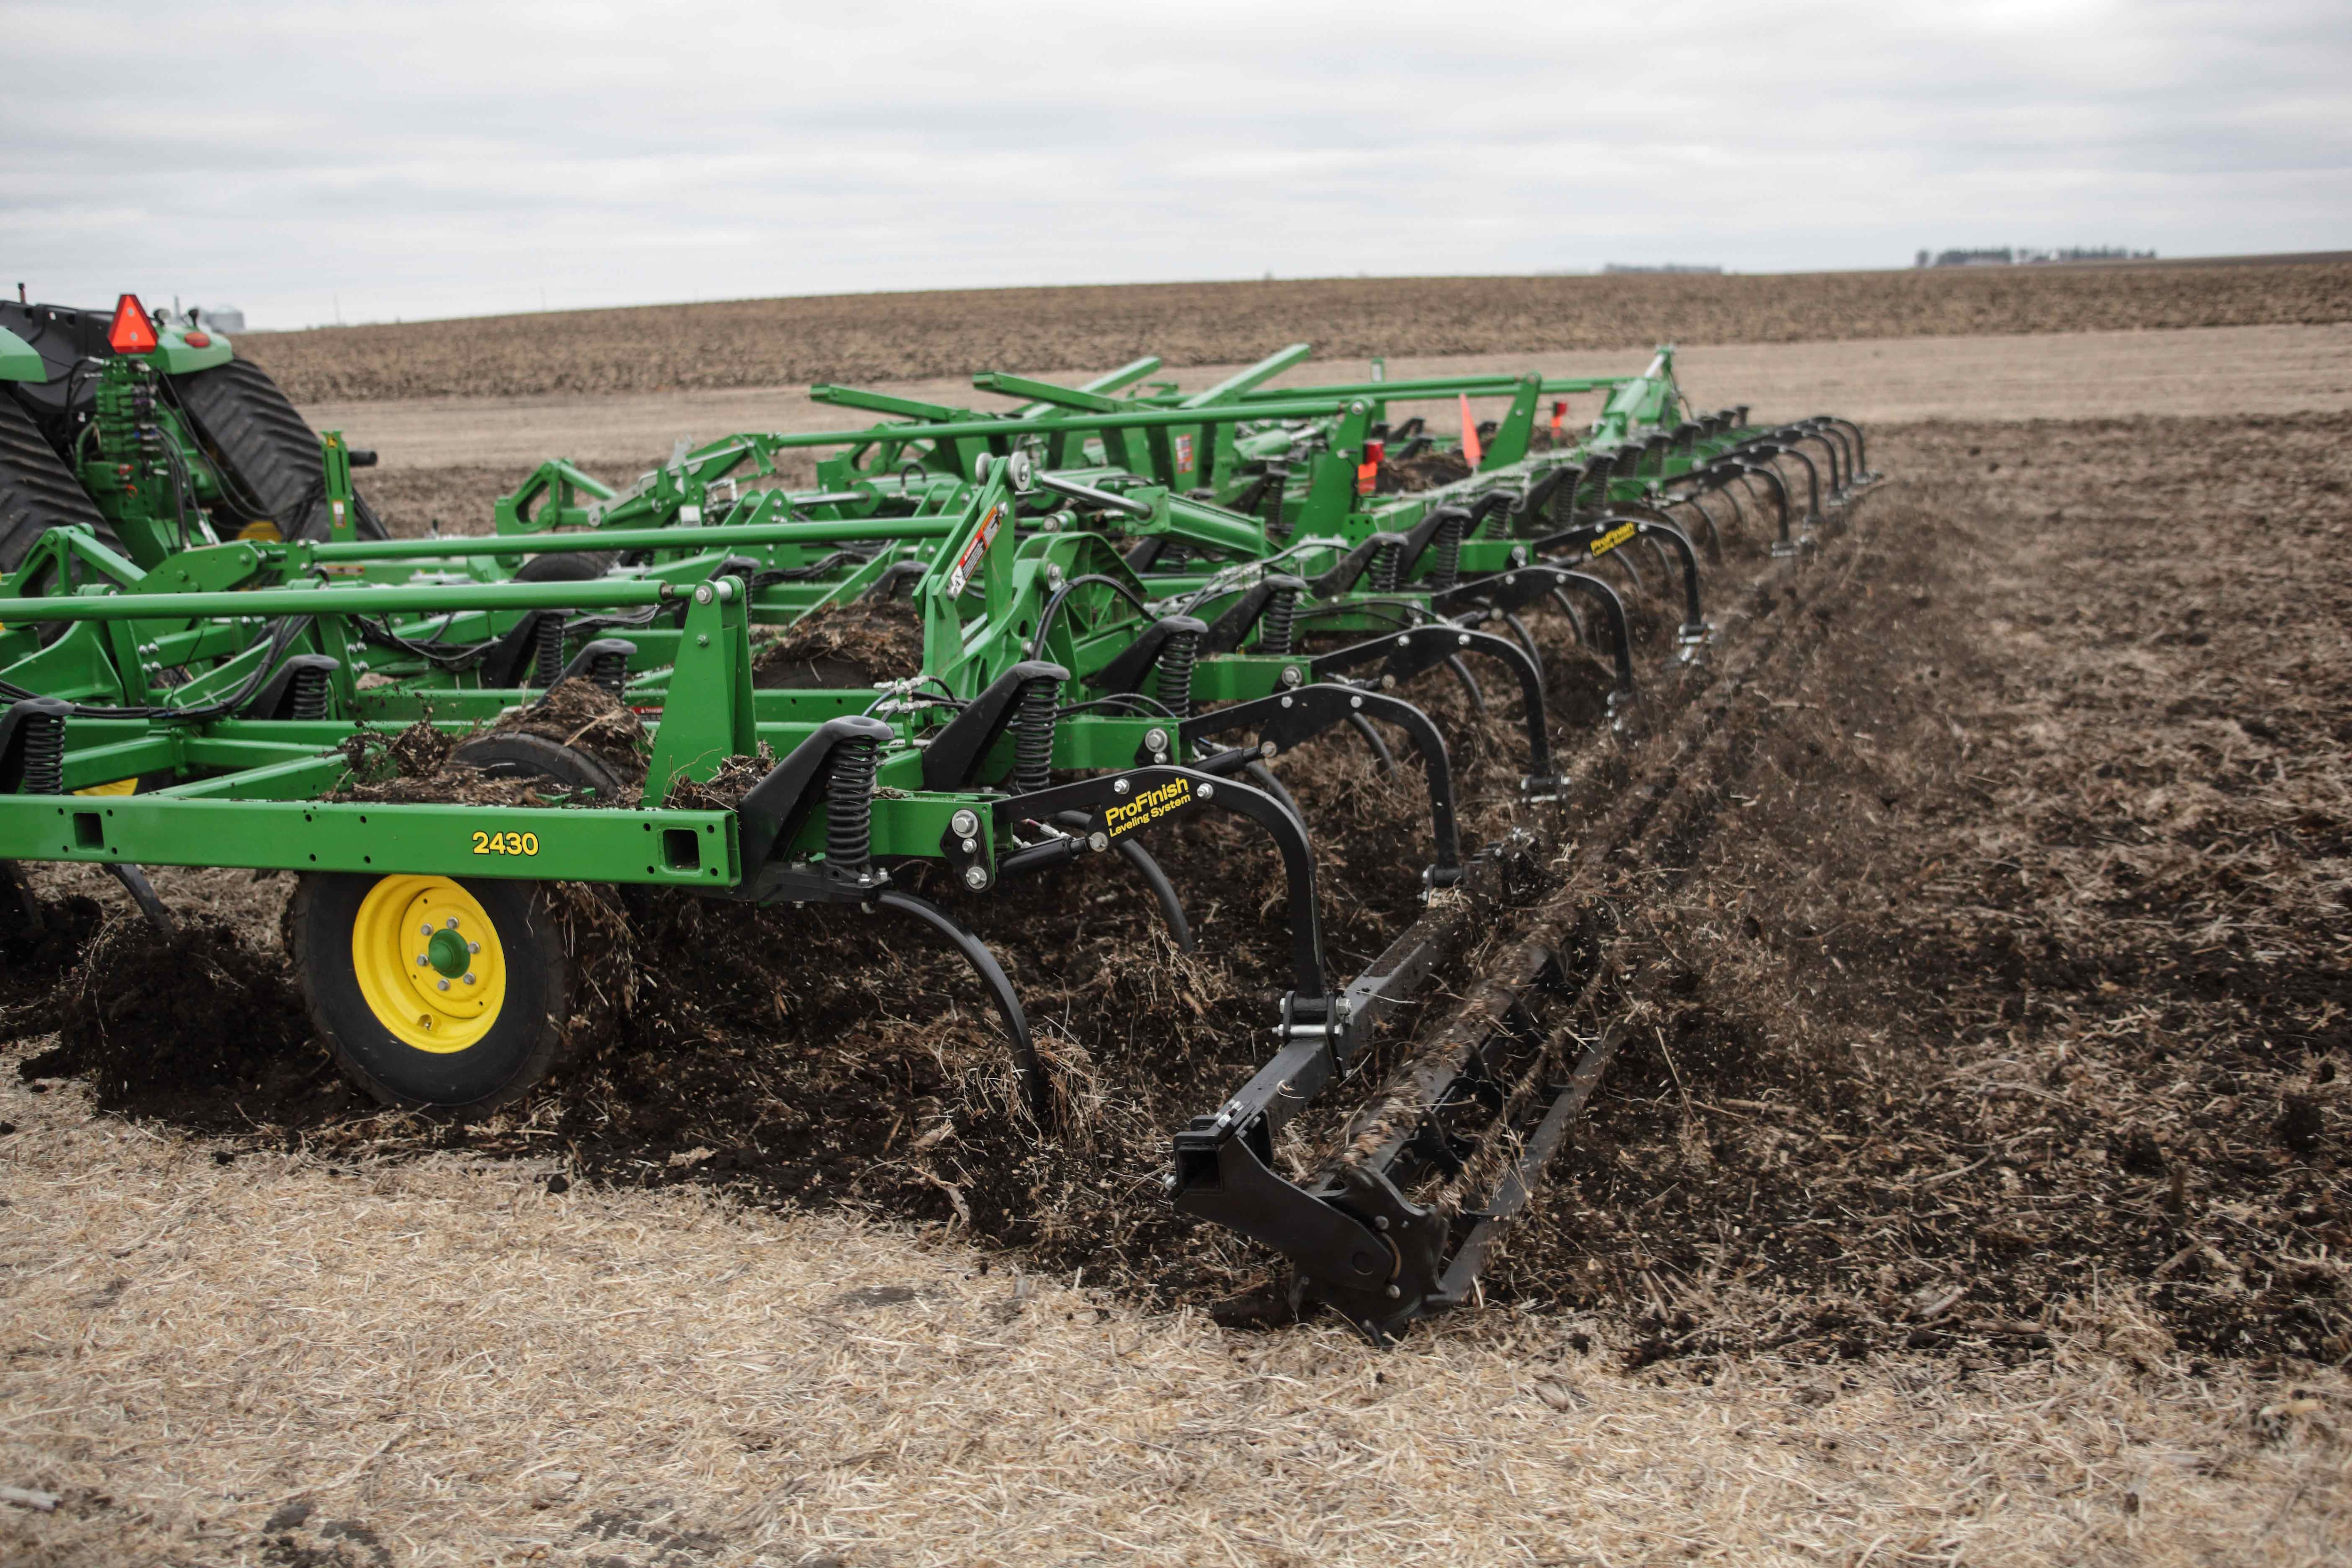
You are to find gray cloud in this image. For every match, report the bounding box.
[4,0,2346,328]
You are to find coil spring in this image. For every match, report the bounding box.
[1157,541,1189,571]
[1262,463,1291,542]
[825,735,880,876]
[19,712,64,796]
[1011,674,1058,793]
[531,617,565,688]
[287,665,331,720]
[1429,511,1467,590]
[1368,540,1402,594]
[1258,584,1299,656]
[588,649,629,698]
[1552,472,1580,528]
[1155,628,1200,721]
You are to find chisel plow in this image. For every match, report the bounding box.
[0,317,1877,1337]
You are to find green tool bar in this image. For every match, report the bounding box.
[0,577,694,623]
[771,395,1376,452]
[1234,374,1634,403]
[304,518,957,563]
[0,794,739,886]
[971,371,1119,413]
[1178,344,1314,409]
[1014,356,1161,418]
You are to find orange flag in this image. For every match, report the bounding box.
[1458,393,1482,466]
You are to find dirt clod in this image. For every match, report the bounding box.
[752,598,923,689]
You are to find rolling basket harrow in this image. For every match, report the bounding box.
[0,292,1877,1336]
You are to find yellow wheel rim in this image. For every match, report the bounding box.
[350,876,508,1054]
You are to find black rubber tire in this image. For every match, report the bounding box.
[169,358,389,542]
[0,390,123,570]
[514,551,613,581]
[450,732,626,802]
[290,872,572,1116]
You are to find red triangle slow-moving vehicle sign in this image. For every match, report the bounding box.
[108,293,159,354]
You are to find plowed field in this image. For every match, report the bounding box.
[241,257,2352,403]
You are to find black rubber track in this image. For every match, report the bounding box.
[169,358,388,542]
[0,390,123,570]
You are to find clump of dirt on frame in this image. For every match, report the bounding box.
[751,596,924,689]
[334,680,650,805]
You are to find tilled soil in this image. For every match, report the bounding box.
[244,262,2352,403]
[8,413,2348,1372]
[1487,414,2352,1369]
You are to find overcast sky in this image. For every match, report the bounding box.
[7,0,2347,329]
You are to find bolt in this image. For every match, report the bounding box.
[1260,740,1277,758]
[949,808,979,839]
[415,955,429,967]
[1396,634,1411,647]
[1143,727,1168,754]
[1350,694,1364,709]
[419,924,432,936]
[1198,782,1215,801]
[1280,666,1303,687]
[445,917,460,929]
[696,634,710,647]
[468,941,479,954]
[693,584,714,605]
[960,836,977,853]
[1375,1215,1391,1231]
[963,865,988,890]
[437,979,450,991]
[1113,778,1129,795]
[463,973,476,986]
[1458,633,1471,646]
[1279,694,1294,708]
[1385,1284,1401,1300]
[1087,831,1108,852]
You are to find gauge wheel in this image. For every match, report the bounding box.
[514,551,613,581]
[291,872,572,1115]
